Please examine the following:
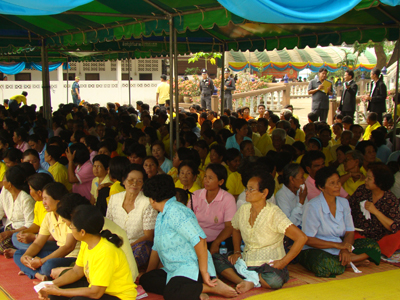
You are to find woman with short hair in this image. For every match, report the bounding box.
[349,162,400,258]
[299,167,380,278]
[106,164,157,268]
[140,174,237,300]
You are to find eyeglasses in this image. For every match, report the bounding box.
[245,187,258,193]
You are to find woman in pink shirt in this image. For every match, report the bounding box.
[190,164,236,255]
[13,128,30,153]
[66,143,95,201]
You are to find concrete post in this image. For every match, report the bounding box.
[116,60,122,103]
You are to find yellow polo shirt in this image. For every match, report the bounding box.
[33,201,48,226]
[48,162,72,191]
[107,181,125,204]
[294,128,305,142]
[363,122,381,141]
[39,212,80,258]
[226,172,245,196]
[255,133,272,156]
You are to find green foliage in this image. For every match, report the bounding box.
[188,52,222,69]
[184,67,200,75]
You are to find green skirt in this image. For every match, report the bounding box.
[298,238,381,278]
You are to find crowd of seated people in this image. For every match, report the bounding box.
[0,97,399,300]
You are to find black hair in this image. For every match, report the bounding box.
[371,67,381,77]
[5,165,30,194]
[109,156,130,182]
[336,145,352,155]
[292,141,306,153]
[240,140,253,152]
[224,148,241,163]
[57,193,91,220]
[342,116,354,125]
[220,115,230,126]
[69,143,90,165]
[93,154,111,170]
[175,188,190,206]
[98,139,116,154]
[368,162,395,191]
[346,70,354,78]
[27,173,54,191]
[46,145,64,162]
[370,129,386,148]
[22,149,40,160]
[307,112,319,122]
[232,118,248,133]
[73,130,86,143]
[195,139,209,152]
[301,150,326,174]
[121,163,148,184]
[143,174,176,202]
[308,137,322,150]
[14,128,29,142]
[178,160,199,177]
[355,141,377,155]
[72,205,123,248]
[246,167,275,199]
[144,156,159,167]
[84,135,100,152]
[205,163,227,190]
[319,68,328,73]
[128,143,147,159]
[3,148,21,164]
[151,140,165,153]
[43,182,69,201]
[269,114,280,125]
[210,144,226,159]
[315,167,339,190]
[218,129,233,144]
[368,112,378,122]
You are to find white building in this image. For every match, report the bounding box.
[0,58,165,109]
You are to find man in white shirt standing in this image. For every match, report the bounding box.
[156,74,170,107]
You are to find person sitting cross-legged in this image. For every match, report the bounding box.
[212,167,307,294]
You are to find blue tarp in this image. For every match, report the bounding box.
[0,62,64,74]
[217,0,400,23]
[0,0,92,16]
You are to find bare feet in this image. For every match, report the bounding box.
[4,248,16,259]
[236,280,254,294]
[209,279,238,298]
[18,271,25,276]
[200,293,209,300]
[35,273,48,281]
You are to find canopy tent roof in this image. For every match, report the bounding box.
[0,0,399,60]
[226,46,377,72]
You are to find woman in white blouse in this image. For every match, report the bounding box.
[212,168,307,294]
[0,165,35,255]
[106,164,158,267]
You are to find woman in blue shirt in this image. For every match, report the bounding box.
[299,167,380,278]
[140,174,238,300]
[225,119,252,151]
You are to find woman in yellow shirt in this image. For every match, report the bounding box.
[40,205,137,300]
[10,173,56,255]
[45,146,72,191]
[175,160,201,194]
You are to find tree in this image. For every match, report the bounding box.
[188,52,222,69]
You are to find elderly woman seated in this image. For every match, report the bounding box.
[349,162,400,258]
[139,174,238,300]
[275,163,308,227]
[212,167,307,294]
[299,167,380,278]
[106,164,158,268]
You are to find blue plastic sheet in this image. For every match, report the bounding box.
[0,62,26,75]
[217,0,400,23]
[29,62,63,72]
[0,0,93,16]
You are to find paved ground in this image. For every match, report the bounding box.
[289,97,313,126]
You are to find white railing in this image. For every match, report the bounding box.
[289,82,309,98]
[0,80,158,109]
[232,84,290,113]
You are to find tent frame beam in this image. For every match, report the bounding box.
[62,11,167,20]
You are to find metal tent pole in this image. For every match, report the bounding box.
[66,57,69,104]
[128,52,131,106]
[41,39,52,126]
[169,17,174,160]
[392,35,400,150]
[174,28,179,149]
[220,45,225,116]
